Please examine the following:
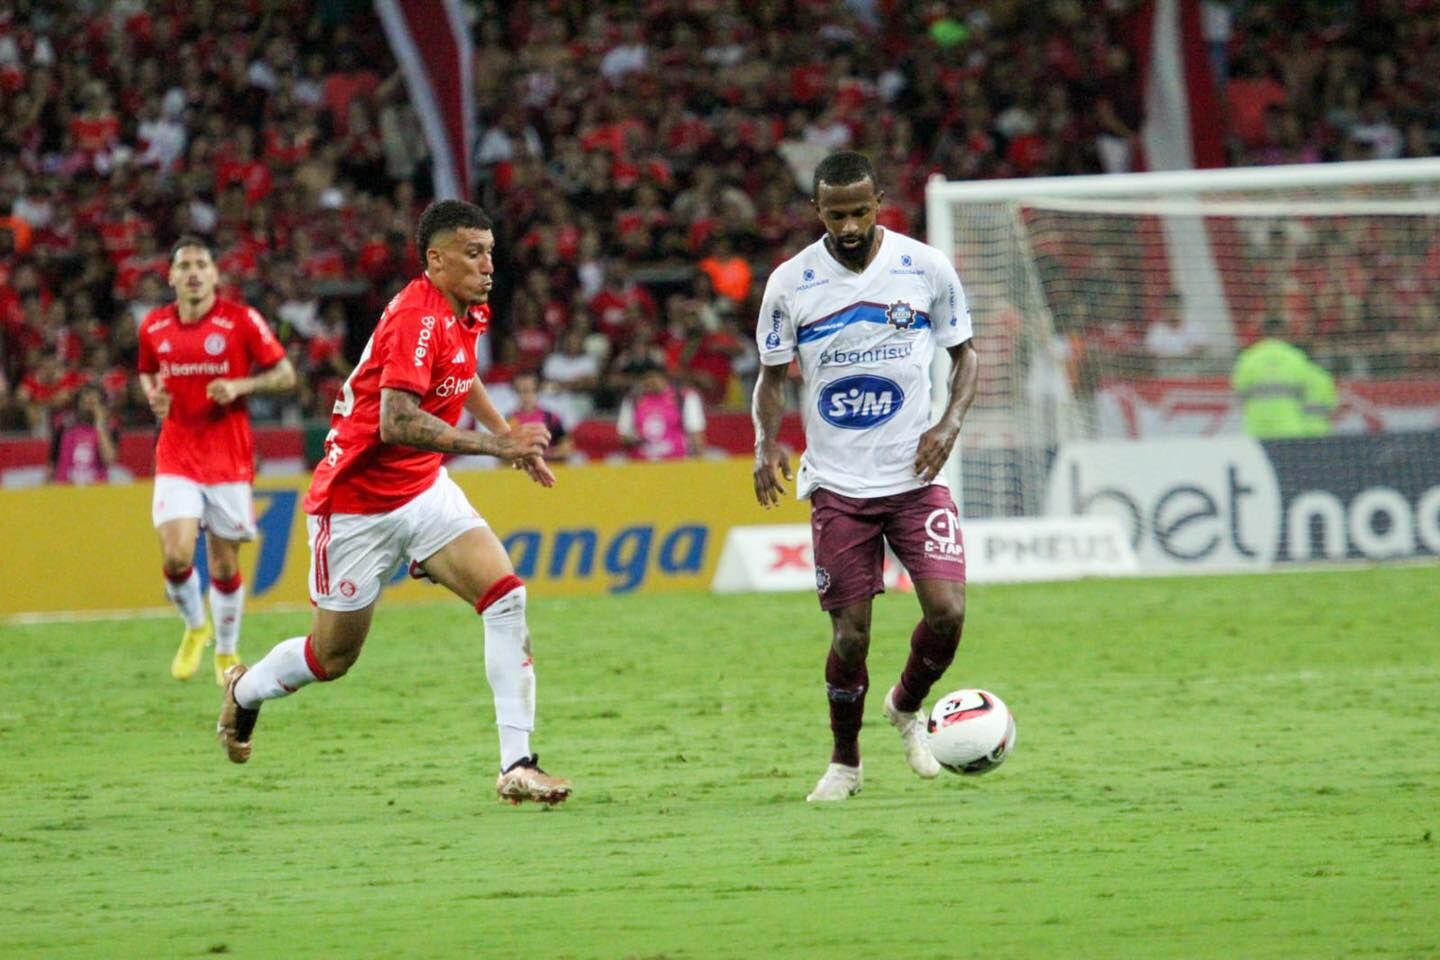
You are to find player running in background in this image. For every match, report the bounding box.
[751,151,980,802]
[218,200,572,806]
[138,237,296,685]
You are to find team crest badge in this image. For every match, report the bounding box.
[886,300,916,329]
[815,567,832,594]
[204,333,227,355]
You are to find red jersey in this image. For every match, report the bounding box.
[304,275,490,516]
[137,298,287,483]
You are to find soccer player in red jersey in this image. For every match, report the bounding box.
[138,237,296,685]
[218,201,572,806]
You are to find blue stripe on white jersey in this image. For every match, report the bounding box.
[796,301,932,344]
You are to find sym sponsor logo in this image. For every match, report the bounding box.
[818,375,903,429]
[1045,435,1440,569]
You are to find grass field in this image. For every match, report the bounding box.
[2,565,1437,959]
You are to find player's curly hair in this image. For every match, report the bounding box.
[415,200,494,268]
[812,151,878,198]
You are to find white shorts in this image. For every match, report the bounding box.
[152,475,257,541]
[307,468,487,611]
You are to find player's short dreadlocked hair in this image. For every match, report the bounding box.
[415,200,494,268]
[812,151,878,198]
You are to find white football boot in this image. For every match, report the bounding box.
[883,686,942,779]
[806,763,862,802]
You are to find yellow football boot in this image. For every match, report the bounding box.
[170,622,212,680]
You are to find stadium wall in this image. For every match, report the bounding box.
[0,459,810,617]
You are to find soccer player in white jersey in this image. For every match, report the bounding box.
[751,151,980,802]
[217,201,571,806]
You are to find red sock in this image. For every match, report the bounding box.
[163,565,193,586]
[211,571,243,594]
[303,634,329,681]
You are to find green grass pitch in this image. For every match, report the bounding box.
[2,565,1437,959]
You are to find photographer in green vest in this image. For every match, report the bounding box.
[1300,356,1337,436]
[1231,314,1311,438]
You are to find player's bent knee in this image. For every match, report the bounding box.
[925,607,965,641]
[831,628,870,664]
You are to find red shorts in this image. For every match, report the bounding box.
[810,485,966,611]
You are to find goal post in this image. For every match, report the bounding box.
[927,157,1440,520]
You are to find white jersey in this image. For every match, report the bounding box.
[756,228,973,499]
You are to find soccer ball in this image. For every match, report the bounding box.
[927,689,1016,775]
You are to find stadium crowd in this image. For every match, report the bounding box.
[3,0,1440,462]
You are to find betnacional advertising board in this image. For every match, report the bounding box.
[0,459,810,617]
[1044,431,1440,572]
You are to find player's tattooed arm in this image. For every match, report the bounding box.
[380,387,548,461]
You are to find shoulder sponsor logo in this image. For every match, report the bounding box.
[818,374,904,429]
[890,253,924,276]
[413,315,436,366]
[764,307,784,350]
[797,267,829,292]
[819,342,914,366]
[204,333,227,356]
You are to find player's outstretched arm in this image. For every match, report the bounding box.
[914,339,979,483]
[380,387,548,461]
[751,363,792,508]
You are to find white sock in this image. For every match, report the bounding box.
[482,583,535,769]
[498,726,531,770]
[165,568,207,630]
[209,581,245,655]
[234,635,320,709]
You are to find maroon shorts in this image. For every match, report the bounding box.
[810,484,966,611]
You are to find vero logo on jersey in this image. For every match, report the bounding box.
[818,375,903,429]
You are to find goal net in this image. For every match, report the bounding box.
[927,158,1440,520]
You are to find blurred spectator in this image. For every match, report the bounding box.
[49,383,118,485]
[507,371,575,462]
[696,233,754,308]
[541,325,603,424]
[616,360,706,461]
[16,350,85,435]
[587,259,656,347]
[1144,293,1211,367]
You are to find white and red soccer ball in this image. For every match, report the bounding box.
[927,688,1017,775]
